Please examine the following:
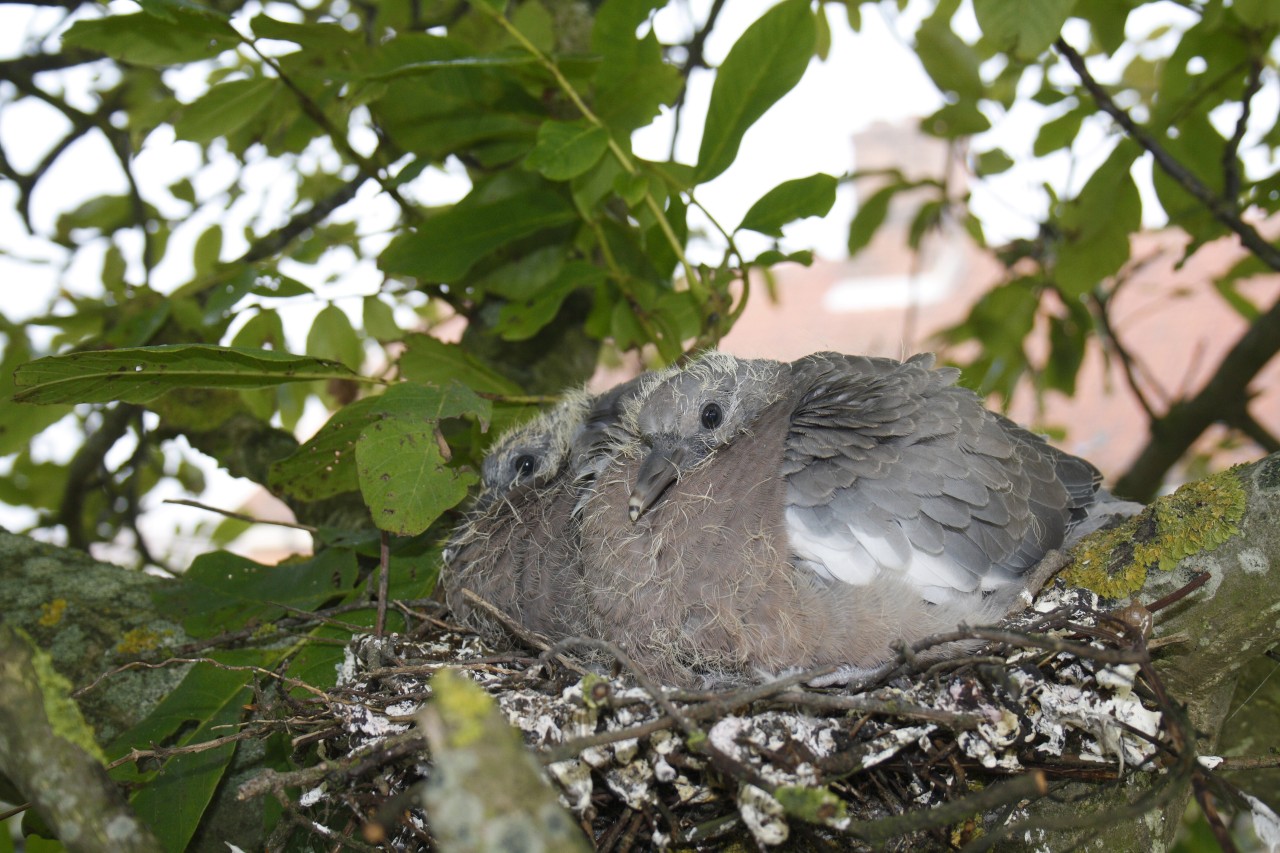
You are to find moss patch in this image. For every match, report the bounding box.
[1061,467,1247,598]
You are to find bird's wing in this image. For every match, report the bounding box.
[782,352,1096,599]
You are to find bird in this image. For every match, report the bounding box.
[577,350,1137,685]
[442,376,646,644]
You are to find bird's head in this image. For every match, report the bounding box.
[624,353,786,522]
[474,393,588,510]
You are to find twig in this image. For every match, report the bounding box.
[375,531,390,637]
[1146,571,1210,613]
[1222,58,1263,206]
[1055,38,1280,272]
[163,498,318,533]
[460,588,589,676]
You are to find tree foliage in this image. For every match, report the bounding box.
[3,0,1280,847]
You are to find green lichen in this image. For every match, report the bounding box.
[774,784,847,824]
[38,598,67,627]
[430,667,493,748]
[116,626,166,655]
[1062,467,1247,598]
[23,628,107,763]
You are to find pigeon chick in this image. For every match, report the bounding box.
[442,393,592,642]
[443,377,645,643]
[578,350,1129,685]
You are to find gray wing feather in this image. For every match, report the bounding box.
[783,352,1102,593]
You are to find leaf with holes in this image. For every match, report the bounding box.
[271,381,489,502]
[357,411,478,536]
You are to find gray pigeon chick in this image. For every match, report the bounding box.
[578,350,1131,685]
[443,377,645,643]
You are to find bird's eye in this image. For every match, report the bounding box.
[700,402,723,430]
[513,454,537,478]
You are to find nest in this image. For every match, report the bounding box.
[232,579,1213,851]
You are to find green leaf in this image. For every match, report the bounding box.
[921,100,991,138]
[192,223,223,277]
[12,345,359,405]
[250,13,363,50]
[271,381,491,502]
[364,296,401,342]
[1033,102,1086,157]
[109,656,254,850]
[1232,0,1280,27]
[524,120,610,181]
[1055,142,1141,296]
[174,78,279,145]
[1151,113,1229,246]
[696,0,816,182]
[398,334,523,396]
[162,549,360,636]
[738,173,838,237]
[973,0,1075,60]
[380,190,576,282]
[357,408,479,536]
[307,304,364,370]
[53,195,137,244]
[0,337,69,455]
[592,0,683,133]
[974,148,1014,176]
[1074,0,1133,54]
[916,5,983,100]
[847,184,898,255]
[495,261,606,341]
[61,11,238,66]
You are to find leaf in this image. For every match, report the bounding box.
[380,190,576,282]
[1232,0,1280,27]
[921,100,990,138]
[53,195,137,244]
[307,304,364,370]
[1055,143,1141,296]
[154,549,360,636]
[696,0,816,182]
[738,173,838,236]
[846,184,898,255]
[592,0,683,133]
[109,657,253,850]
[61,11,238,66]
[524,119,611,181]
[916,5,983,100]
[1033,102,1086,157]
[357,409,478,536]
[364,296,401,342]
[174,77,280,145]
[271,381,491,502]
[12,344,359,405]
[975,149,1014,176]
[1074,0,1134,54]
[397,334,523,396]
[496,261,606,341]
[0,337,69,455]
[973,0,1076,60]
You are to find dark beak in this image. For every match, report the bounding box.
[628,440,685,522]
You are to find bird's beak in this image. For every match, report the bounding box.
[628,441,685,522]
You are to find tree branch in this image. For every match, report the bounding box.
[1055,38,1280,499]
[1055,38,1280,272]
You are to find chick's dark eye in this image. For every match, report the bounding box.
[513,454,537,478]
[700,402,723,430]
